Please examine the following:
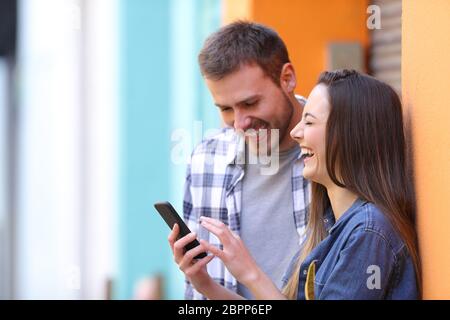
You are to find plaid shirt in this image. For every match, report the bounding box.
[183,97,310,300]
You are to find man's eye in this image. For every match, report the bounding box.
[305,122,312,126]
[245,101,257,107]
[221,107,232,112]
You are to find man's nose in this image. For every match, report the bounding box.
[234,110,252,131]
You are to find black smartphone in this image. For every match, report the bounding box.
[154,201,207,259]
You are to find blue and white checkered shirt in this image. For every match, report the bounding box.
[183,97,310,300]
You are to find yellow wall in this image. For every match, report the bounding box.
[223,0,369,96]
[223,0,253,23]
[403,0,450,299]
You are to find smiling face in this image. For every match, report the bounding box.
[205,63,298,153]
[290,84,331,185]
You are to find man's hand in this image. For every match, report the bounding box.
[168,224,215,293]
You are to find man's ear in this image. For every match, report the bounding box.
[279,63,297,94]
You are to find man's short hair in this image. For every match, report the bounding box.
[198,21,290,86]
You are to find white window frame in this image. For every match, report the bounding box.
[16,0,117,299]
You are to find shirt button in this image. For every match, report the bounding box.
[303,269,308,275]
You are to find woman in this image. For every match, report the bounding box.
[169,70,421,299]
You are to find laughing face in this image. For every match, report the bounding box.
[290,84,331,185]
[205,63,296,154]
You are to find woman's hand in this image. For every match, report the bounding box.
[199,217,261,287]
[199,217,287,300]
[168,224,215,293]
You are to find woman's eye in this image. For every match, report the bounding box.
[305,122,312,126]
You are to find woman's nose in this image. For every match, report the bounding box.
[290,121,304,141]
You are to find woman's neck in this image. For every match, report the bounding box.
[325,184,358,221]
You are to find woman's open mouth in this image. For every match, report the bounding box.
[301,148,315,163]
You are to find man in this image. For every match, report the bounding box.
[183,21,309,299]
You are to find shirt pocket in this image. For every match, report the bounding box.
[312,261,328,298]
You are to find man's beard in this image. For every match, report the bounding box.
[245,92,294,162]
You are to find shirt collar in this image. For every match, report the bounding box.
[323,207,336,233]
[327,198,367,234]
[225,129,245,166]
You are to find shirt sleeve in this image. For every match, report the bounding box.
[182,163,193,222]
[184,279,194,300]
[182,163,195,300]
[317,228,398,300]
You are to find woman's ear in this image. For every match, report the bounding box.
[280,63,297,94]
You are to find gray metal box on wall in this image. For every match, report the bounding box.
[327,42,364,72]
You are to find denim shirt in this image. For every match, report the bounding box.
[282,198,418,300]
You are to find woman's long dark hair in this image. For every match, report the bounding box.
[283,70,421,299]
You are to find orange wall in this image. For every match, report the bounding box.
[402,0,450,299]
[224,0,450,299]
[223,0,369,96]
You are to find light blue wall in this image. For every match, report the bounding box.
[167,0,221,299]
[118,0,221,299]
[117,0,171,300]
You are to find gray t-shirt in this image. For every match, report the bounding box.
[238,145,301,299]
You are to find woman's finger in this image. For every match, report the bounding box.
[232,232,241,240]
[200,220,233,247]
[200,239,224,259]
[200,217,241,242]
[200,216,224,227]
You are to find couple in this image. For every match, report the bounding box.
[168,21,421,300]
